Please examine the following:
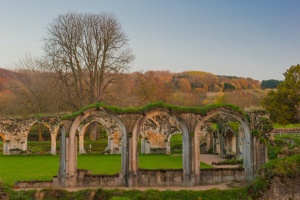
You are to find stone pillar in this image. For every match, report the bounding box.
[3,141,9,155]
[145,140,150,154]
[120,131,129,187]
[50,133,56,155]
[182,128,192,185]
[166,138,171,154]
[78,134,86,154]
[108,138,114,153]
[59,127,66,186]
[241,121,253,180]
[192,131,200,185]
[67,133,77,187]
[141,139,145,154]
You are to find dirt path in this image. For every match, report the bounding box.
[15,183,229,192]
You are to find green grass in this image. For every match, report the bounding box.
[273,123,300,128]
[27,141,53,154]
[170,134,182,154]
[139,154,213,170]
[3,186,250,200]
[62,101,245,120]
[78,154,121,174]
[83,140,109,152]
[0,154,213,186]
[0,155,59,186]
[268,133,300,160]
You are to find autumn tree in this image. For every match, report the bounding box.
[43,12,134,110]
[11,55,60,115]
[262,64,300,124]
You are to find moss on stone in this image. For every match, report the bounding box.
[61,101,246,120]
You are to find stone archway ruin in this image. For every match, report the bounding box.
[61,108,128,187]
[193,107,253,181]
[0,103,272,188]
[77,116,123,154]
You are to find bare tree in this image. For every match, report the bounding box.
[10,54,60,115]
[43,12,134,110]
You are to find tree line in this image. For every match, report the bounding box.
[0,66,268,116]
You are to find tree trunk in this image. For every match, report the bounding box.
[38,124,44,142]
[89,122,97,141]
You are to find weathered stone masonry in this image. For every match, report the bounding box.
[0,105,272,188]
[55,105,271,188]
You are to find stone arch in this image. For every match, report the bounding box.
[194,107,253,182]
[140,115,179,154]
[24,121,52,153]
[67,108,127,187]
[78,117,123,154]
[131,109,191,181]
[26,121,52,141]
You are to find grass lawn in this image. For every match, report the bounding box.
[273,123,300,128]
[0,155,59,186]
[0,154,213,186]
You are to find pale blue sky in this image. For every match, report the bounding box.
[0,0,299,80]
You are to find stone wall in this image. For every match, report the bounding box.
[137,169,184,187]
[259,177,300,200]
[199,168,245,185]
[16,168,246,188]
[16,180,53,188]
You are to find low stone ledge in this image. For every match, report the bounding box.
[15,180,53,188]
[200,168,245,185]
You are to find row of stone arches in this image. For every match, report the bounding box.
[60,106,259,187]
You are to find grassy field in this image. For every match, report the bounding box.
[0,154,212,186]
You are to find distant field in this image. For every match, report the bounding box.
[0,154,212,186]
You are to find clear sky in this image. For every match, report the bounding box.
[0,0,299,81]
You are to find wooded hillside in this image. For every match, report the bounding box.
[0,68,268,116]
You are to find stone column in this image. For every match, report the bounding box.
[59,127,66,186]
[141,139,145,154]
[50,133,56,155]
[193,131,200,185]
[145,140,150,154]
[166,138,171,154]
[3,141,9,155]
[182,127,192,185]
[78,134,86,154]
[68,133,77,187]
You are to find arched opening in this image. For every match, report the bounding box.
[169,132,182,155]
[223,128,236,157]
[138,114,184,170]
[77,120,122,175]
[197,115,242,165]
[82,122,109,154]
[27,123,51,154]
[132,110,191,180]
[65,109,128,187]
[139,117,172,155]
[194,108,253,181]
